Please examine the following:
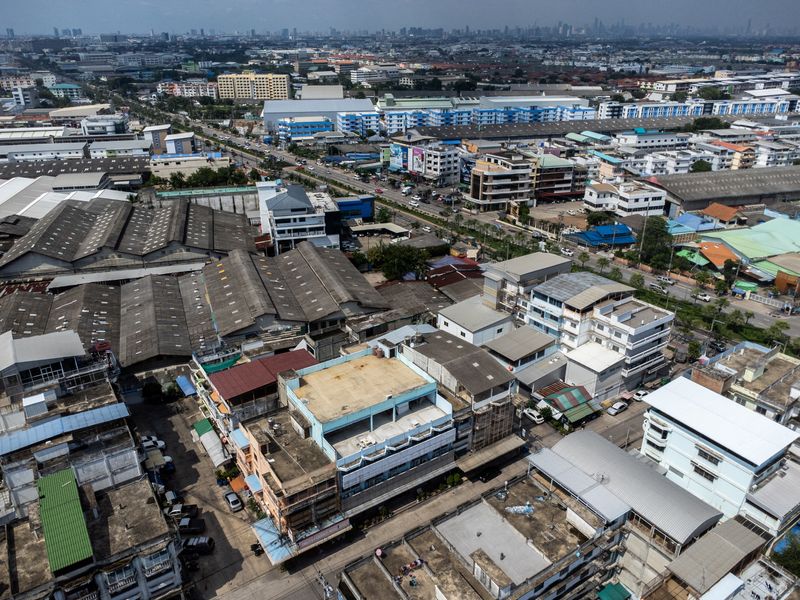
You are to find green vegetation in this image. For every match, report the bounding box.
[690,159,712,173]
[287,143,323,160]
[681,116,731,132]
[366,244,429,281]
[637,216,673,270]
[773,532,800,577]
[586,211,614,226]
[697,87,730,101]
[152,166,249,189]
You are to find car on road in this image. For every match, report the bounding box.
[412,194,422,201]
[375,188,384,194]
[633,390,649,402]
[408,200,420,208]
[522,408,545,424]
[648,283,668,294]
[693,292,713,302]
[560,247,574,257]
[184,536,215,555]
[477,468,501,483]
[421,226,432,233]
[224,491,243,512]
[164,504,199,519]
[657,275,676,286]
[178,518,206,534]
[307,165,314,171]
[607,401,628,416]
[708,340,727,353]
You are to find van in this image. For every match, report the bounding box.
[649,283,668,294]
[184,536,215,555]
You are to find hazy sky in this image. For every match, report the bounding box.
[5,0,797,34]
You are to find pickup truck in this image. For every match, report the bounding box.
[163,504,199,519]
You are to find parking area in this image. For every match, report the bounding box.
[127,395,273,597]
[529,200,588,229]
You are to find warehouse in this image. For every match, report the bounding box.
[262,98,376,130]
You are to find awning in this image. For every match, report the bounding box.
[230,428,250,450]
[176,375,196,396]
[193,418,213,437]
[456,435,526,473]
[229,475,247,493]
[245,474,263,493]
[198,428,230,467]
[252,514,351,566]
[598,583,631,600]
[562,402,599,424]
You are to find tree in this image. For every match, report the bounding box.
[671,91,688,102]
[141,380,163,403]
[586,211,613,226]
[714,297,730,315]
[694,270,711,288]
[248,168,261,182]
[608,267,623,282]
[688,340,702,362]
[726,309,746,331]
[744,310,755,326]
[517,202,530,225]
[690,159,712,173]
[630,89,646,99]
[368,244,429,281]
[597,257,610,274]
[722,259,739,289]
[578,251,590,268]
[766,321,790,344]
[376,207,393,223]
[169,172,186,189]
[698,87,728,101]
[354,90,366,99]
[773,532,800,577]
[629,272,645,289]
[639,217,672,269]
[715,279,729,296]
[610,93,626,103]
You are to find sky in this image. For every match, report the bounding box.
[5,0,798,34]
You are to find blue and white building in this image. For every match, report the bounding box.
[276,115,334,143]
[599,95,798,120]
[164,132,195,154]
[642,377,800,537]
[335,111,381,137]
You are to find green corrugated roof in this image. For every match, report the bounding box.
[37,468,93,573]
[702,219,800,260]
[752,260,800,278]
[676,249,710,267]
[156,186,255,198]
[562,402,598,424]
[598,582,631,600]
[193,418,213,436]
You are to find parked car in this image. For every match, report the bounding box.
[648,283,668,294]
[164,490,182,506]
[657,275,675,286]
[693,292,713,302]
[607,401,628,416]
[184,536,215,555]
[141,435,165,448]
[141,439,166,451]
[224,491,243,512]
[633,390,649,402]
[708,340,727,353]
[421,225,432,233]
[560,247,574,257]
[178,518,206,534]
[522,408,545,425]
[408,200,420,208]
[164,504,199,519]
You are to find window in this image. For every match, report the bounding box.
[697,447,721,466]
[497,328,504,334]
[693,463,717,482]
[460,331,466,338]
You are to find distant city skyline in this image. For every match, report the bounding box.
[4,0,800,35]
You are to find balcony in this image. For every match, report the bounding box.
[622,353,666,377]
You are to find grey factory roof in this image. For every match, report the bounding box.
[413,116,738,141]
[550,430,722,545]
[0,156,149,179]
[647,166,800,204]
[178,272,219,355]
[533,271,633,309]
[746,459,800,521]
[89,139,151,150]
[666,519,765,594]
[0,142,87,155]
[0,291,53,337]
[437,294,511,332]
[485,252,571,282]
[483,326,556,362]
[262,98,375,116]
[118,275,192,367]
[46,262,206,291]
[46,284,121,351]
[408,329,514,397]
[0,197,253,274]
[264,184,313,214]
[378,281,452,314]
[515,351,568,388]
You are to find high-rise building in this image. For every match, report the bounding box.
[5,28,14,39]
[217,71,290,100]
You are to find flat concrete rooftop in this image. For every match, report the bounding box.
[88,478,170,558]
[3,515,52,597]
[602,298,669,326]
[295,355,430,423]
[327,400,447,459]
[246,410,333,484]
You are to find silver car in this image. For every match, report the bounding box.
[607,401,628,416]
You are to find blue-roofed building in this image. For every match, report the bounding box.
[666,219,697,244]
[567,224,637,248]
[335,195,374,220]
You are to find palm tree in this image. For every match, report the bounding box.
[597,257,610,274]
[695,270,711,288]
[744,310,755,326]
[578,251,590,268]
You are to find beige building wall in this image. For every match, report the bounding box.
[218,72,290,100]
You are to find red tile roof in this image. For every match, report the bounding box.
[209,350,317,400]
[699,241,739,270]
[701,202,741,223]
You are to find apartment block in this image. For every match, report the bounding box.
[156,79,218,99]
[584,181,667,217]
[217,71,290,100]
[276,115,334,143]
[642,377,800,537]
[466,151,532,212]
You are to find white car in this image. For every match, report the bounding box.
[694,292,712,302]
[607,401,628,416]
[522,408,545,425]
[142,439,166,451]
[633,390,649,402]
[560,247,574,257]
[657,275,675,286]
[408,200,420,208]
[421,226,432,233]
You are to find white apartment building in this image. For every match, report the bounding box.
[753,140,800,168]
[584,181,667,217]
[156,79,218,99]
[418,144,461,186]
[0,71,56,90]
[335,111,381,137]
[436,295,514,346]
[0,142,87,162]
[350,64,400,85]
[642,377,800,537]
[217,72,290,100]
[615,131,690,150]
[256,180,338,254]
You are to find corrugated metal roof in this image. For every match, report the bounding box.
[193,418,213,437]
[549,430,722,544]
[209,350,317,400]
[0,403,130,456]
[483,326,556,362]
[437,294,511,332]
[37,468,93,573]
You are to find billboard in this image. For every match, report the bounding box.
[460,155,476,184]
[389,143,405,171]
[410,146,425,175]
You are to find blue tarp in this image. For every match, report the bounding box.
[231,428,250,450]
[175,375,196,397]
[245,474,263,493]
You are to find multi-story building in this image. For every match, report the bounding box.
[217,71,290,100]
[481,252,572,321]
[156,79,218,99]
[142,124,171,155]
[88,139,152,159]
[11,86,39,108]
[753,140,800,168]
[584,181,667,217]
[615,130,691,150]
[527,152,581,205]
[80,114,128,136]
[164,132,195,154]
[0,141,88,162]
[335,111,381,137]
[437,295,514,346]
[642,377,800,537]
[465,151,532,212]
[598,95,797,120]
[709,140,755,169]
[276,115,334,143]
[388,138,462,186]
[47,82,82,100]
[241,347,456,564]
[257,180,339,254]
[349,64,400,85]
